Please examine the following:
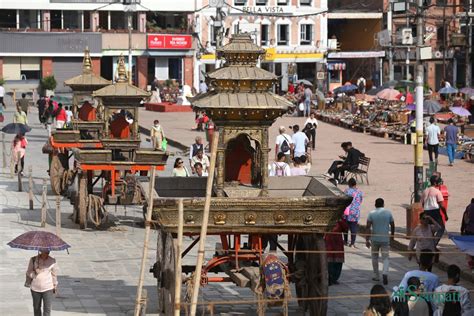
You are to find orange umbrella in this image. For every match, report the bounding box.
[376,88,400,101]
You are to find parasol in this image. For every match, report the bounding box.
[439,86,458,94]
[423,100,441,114]
[406,104,416,111]
[334,84,358,94]
[1,123,32,135]
[376,88,400,101]
[7,231,71,251]
[295,79,313,87]
[51,95,72,105]
[460,87,474,96]
[449,234,474,256]
[450,106,472,116]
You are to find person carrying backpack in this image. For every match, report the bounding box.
[275,126,293,163]
[270,152,291,177]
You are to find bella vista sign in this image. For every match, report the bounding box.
[241,6,291,14]
[147,34,192,50]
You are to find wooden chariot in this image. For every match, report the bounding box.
[46,50,168,229]
[149,35,351,316]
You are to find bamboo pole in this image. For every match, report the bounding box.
[134,167,157,316]
[17,152,22,192]
[29,166,33,210]
[55,195,61,237]
[174,198,184,316]
[41,179,47,228]
[2,133,6,169]
[189,131,219,316]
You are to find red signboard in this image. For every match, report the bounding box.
[147,34,192,50]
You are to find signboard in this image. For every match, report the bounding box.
[241,6,291,14]
[264,48,276,61]
[147,34,192,50]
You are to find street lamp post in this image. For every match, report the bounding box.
[414,0,425,203]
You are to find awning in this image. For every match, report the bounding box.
[328,51,385,59]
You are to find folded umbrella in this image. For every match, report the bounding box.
[450,106,472,116]
[439,86,458,94]
[1,123,32,135]
[8,231,71,251]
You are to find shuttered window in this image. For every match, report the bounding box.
[3,57,40,80]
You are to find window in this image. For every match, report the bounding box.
[300,0,312,6]
[261,24,269,46]
[50,10,62,29]
[63,11,80,29]
[277,0,289,4]
[19,10,39,29]
[277,24,289,46]
[256,0,267,5]
[300,24,312,45]
[210,25,217,46]
[233,23,239,35]
[98,11,108,30]
[146,12,188,32]
[168,58,182,81]
[329,70,341,84]
[110,11,126,29]
[0,10,16,28]
[234,0,246,6]
[83,11,91,30]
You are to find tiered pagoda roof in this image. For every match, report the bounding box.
[192,34,291,121]
[64,48,111,90]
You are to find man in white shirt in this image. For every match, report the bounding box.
[291,125,309,158]
[275,126,293,163]
[434,264,472,316]
[425,117,441,163]
[199,80,208,93]
[191,149,210,174]
[0,83,6,109]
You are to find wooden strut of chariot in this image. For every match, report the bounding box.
[146,34,352,316]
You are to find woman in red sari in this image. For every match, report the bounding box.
[325,218,349,285]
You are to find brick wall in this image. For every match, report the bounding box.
[137,56,148,90]
[41,57,53,78]
[184,56,194,88]
[91,58,101,76]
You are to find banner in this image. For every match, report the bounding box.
[147,34,192,50]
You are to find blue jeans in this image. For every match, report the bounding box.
[344,221,358,245]
[304,99,311,117]
[446,143,456,164]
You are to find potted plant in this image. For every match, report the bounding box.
[41,75,57,96]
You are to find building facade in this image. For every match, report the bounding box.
[0,0,196,93]
[195,0,327,92]
[387,0,472,90]
[326,0,385,91]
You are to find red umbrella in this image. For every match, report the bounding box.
[377,88,400,101]
[8,231,71,251]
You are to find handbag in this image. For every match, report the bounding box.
[24,257,36,288]
[161,138,168,151]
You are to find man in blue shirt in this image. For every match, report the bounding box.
[366,198,395,285]
[443,118,459,166]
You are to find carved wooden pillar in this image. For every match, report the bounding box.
[104,107,109,138]
[215,127,225,197]
[133,107,139,139]
[261,127,269,196]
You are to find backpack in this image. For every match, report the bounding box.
[280,136,290,153]
[274,162,286,177]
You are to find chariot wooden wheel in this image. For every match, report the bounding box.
[156,227,176,316]
[293,233,328,316]
[77,172,88,229]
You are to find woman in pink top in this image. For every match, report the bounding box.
[26,250,58,316]
[12,133,27,175]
